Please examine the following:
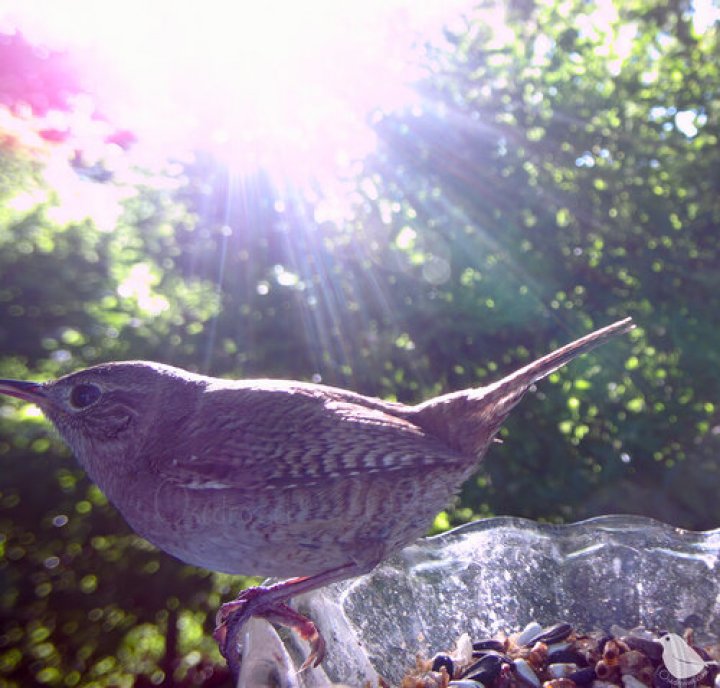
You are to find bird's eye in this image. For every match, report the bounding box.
[70,383,102,409]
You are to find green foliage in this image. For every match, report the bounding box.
[0,1,719,685]
[355,0,720,528]
[0,155,242,687]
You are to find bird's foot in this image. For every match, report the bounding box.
[213,564,358,675]
[214,584,326,675]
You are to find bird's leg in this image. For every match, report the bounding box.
[214,563,357,675]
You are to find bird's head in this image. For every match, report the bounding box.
[0,361,204,484]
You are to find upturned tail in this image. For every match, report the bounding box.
[413,317,635,458]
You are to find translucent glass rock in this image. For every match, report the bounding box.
[236,515,720,687]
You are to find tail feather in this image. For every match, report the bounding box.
[413,318,635,458]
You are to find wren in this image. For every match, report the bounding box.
[0,317,634,673]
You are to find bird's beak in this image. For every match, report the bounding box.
[0,379,47,406]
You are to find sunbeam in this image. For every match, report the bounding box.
[2,0,474,193]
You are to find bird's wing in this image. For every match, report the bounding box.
[156,382,464,490]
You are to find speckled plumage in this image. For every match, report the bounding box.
[0,317,634,670]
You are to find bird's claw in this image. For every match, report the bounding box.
[213,586,326,675]
[294,613,326,670]
[213,590,257,675]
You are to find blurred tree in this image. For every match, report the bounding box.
[349,0,720,529]
[0,138,236,686]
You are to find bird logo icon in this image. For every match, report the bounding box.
[658,633,718,682]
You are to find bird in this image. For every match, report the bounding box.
[658,633,718,680]
[0,317,634,674]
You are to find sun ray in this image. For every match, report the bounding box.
[2,0,475,193]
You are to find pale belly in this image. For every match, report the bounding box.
[110,467,460,577]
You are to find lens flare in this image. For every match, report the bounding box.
[2,0,473,190]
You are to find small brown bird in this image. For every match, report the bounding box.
[0,318,633,673]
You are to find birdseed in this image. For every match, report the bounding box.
[400,623,720,688]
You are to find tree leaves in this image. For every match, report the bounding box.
[0,1,719,684]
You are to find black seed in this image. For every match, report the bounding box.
[473,639,506,653]
[432,653,454,676]
[693,645,711,662]
[621,636,663,662]
[514,659,541,688]
[548,648,588,666]
[525,622,573,646]
[463,651,508,683]
[568,667,597,685]
[466,668,498,684]
[596,635,613,654]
